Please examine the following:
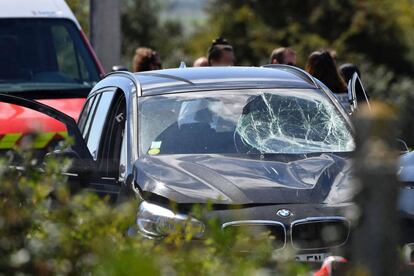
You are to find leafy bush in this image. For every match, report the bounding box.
[361,63,414,145]
[0,147,309,275]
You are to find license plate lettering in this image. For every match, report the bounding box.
[295,253,330,262]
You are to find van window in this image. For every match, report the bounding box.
[52,25,89,83]
[0,18,100,92]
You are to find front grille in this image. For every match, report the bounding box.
[222,221,286,250]
[291,218,349,250]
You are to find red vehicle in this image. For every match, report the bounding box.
[0,0,104,150]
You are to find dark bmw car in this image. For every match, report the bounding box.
[0,66,357,262]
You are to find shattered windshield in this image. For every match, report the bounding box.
[138,89,354,155]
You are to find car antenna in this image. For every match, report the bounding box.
[179,61,187,68]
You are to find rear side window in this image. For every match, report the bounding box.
[85,91,115,160]
[78,94,100,135]
[0,18,100,92]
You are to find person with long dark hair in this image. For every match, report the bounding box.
[305,50,347,94]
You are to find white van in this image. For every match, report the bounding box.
[0,0,104,150]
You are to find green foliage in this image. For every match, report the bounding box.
[121,0,186,69]
[361,62,414,143]
[190,0,414,72]
[67,0,187,68]
[0,145,310,275]
[66,0,89,33]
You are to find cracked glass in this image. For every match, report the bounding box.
[138,89,354,155]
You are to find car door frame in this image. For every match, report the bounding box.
[88,72,140,188]
[0,73,140,201]
[0,93,92,162]
[348,72,371,112]
[77,72,140,200]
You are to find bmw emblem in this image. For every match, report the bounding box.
[277,209,292,218]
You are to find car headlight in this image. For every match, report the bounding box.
[137,201,205,239]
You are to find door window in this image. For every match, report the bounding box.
[82,93,101,139]
[78,94,99,134]
[98,91,126,178]
[86,91,115,160]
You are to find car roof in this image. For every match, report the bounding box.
[0,0,80,29]
[133,66,319,96]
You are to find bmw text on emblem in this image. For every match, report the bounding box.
[277,209,292,218]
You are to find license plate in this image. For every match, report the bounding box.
[295,252,331,262]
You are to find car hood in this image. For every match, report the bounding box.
[134,153,353,205]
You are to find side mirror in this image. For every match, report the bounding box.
[111,65,129,72]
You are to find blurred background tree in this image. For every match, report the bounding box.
[67,0,414,74]
[67,0,185,68]
[120,0,185,68]
[189,0,414,72]
[66,0,90,34]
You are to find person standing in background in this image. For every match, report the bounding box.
[339,63,361,84]
[132,47,162,72]
[207,37,235,66]
[269,47,297,66]
[193,57,209,67]
[306,50,350,111]
[305,50,347,94]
